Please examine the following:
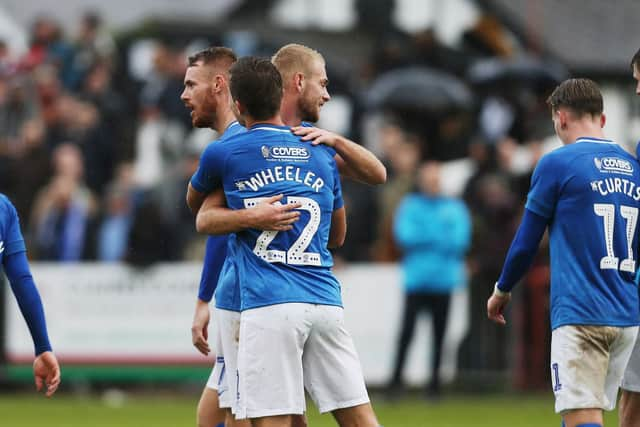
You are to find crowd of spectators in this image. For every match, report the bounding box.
[0,11,558,278]
[0,5,572,388]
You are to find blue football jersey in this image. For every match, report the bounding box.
[0,194,27,266]
[525,137,640,329]
[195,121,246,309]
[191,123,344,311]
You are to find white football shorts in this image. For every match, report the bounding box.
[235,303,370,419]
[551,324,638,413]
[205,308,241,411]
[621,330,640,392]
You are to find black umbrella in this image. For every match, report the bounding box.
[467,55,569,87]
[365,66,473,113]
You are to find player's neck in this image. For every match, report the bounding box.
[244,114,286,129]
[280,95,302,127]
[564,125,606,145]
[212,109,237,135]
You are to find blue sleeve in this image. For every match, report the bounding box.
[496,208,549,292]
[332,161,344,210]
[393,196,437,250]
[4,251,52,355]
[190,143,226,194]
[198,235,228,302]
[2,198,26,256]
[525,154,561,219]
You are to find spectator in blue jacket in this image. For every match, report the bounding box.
[387,160,471,399]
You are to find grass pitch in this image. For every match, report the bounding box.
[0,392,620,427]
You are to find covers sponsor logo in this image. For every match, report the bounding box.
[261,145,310,160]
[594,157,633,174]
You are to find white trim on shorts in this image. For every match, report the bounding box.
[205,308,241,410]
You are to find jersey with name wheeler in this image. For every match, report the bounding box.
[525,137,640,330]
[191,123,344,311]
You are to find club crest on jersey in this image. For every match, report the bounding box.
[594,157,633,175]
[261,145,310,161]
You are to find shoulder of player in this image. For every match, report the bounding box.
[202,131,248,156]
[536,144,583,169]
[0,193,13,209]
[0,194,16,220]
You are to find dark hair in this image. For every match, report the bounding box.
[230,56,283,121]
[187,46,237,68]
[632,48,640,70]
[546,78,603,117]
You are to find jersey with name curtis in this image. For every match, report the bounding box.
[590,177,640,200]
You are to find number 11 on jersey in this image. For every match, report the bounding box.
[594,203,638,273]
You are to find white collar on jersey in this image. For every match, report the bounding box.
[249,123,290,133]
[575,136,615,145]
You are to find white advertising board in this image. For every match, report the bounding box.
[5,263,468,385]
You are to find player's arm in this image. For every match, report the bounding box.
[487,208,548,325]
[2,200,60,396]
[186,182,206,214]
[195,191,301,234]
[191,234,228,356]
[191,298,211,356]
[186,142,227,215]
[5,251,60,396]
[328,158,347,248]
[328,206,347,248]
[292,126,387,185]
[488,153,558,325]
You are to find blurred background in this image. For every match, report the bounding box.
[0,0,639,425]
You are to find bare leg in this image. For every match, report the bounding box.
[332,403,379,427]
[290,414,307,427]
[620,389,640,427]
[197,388,226,427]
[226,411,251,427]
[562,408,603,427]
[251,415,292,427]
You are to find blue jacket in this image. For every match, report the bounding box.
[393,193,471,294]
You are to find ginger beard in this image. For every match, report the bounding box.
[182,64,218,129]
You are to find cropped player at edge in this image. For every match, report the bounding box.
[0,194,60,397]
[619,47,640,427]
[191,56,381,427]
[487,79,640,427]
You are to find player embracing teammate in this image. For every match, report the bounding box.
[184,45,385,427]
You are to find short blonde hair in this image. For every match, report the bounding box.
[271,43,325,86]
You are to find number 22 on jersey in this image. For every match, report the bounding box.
[244,196,322,266]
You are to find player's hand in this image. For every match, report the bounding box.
[191,299,211,356]
[248,194,301,231]
[33,351,60,397]
[487,291,511,326]
[292,126,339,147]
